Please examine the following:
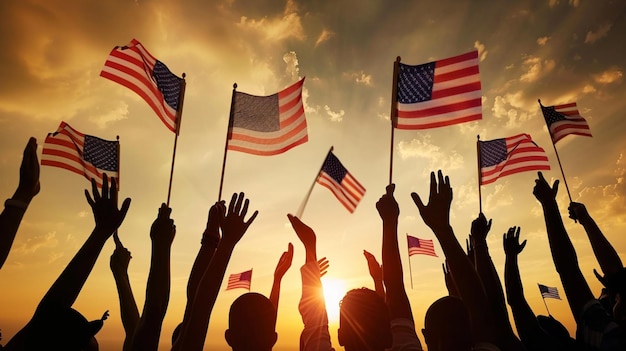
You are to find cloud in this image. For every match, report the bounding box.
[324,105,344,122]
[549,0,579,7]
[397,136,464,170]
[474,41,488,62]
[315,28,335,47]
[283,51,300,81]
[549,0,559,7]
[520,56,556,82]
[537,36,550,46]
[343,71,373,86]
[582,84,597,94]
[14,231,59,255]
[585,23,612,44]
[89,101,129,129]
[593,67,623,84]
[491,92,533,129]
[236,0,305,42]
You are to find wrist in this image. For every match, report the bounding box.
[12,189,35,204]
[5,198,29,211]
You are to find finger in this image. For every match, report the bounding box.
[386,183,395,195]
[519,240,527,252]
[113,232,122,249]
[486,219,492,231]
[111,177,119,204]
[234,192,244,214]
[410,192,425,210]
[102,173,109,199]
[537,171,545,182]
[241,198,250,218]
[84,189,95,207]
[245,210,259,226]
[119,198,132,221]
[429,171,437,195]
[91,177,100,202]
[228,193,237,214]
[515,226,521,238]
[553,179,560,193]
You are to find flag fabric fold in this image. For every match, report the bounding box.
[228,78,308,156]
[226,269,252,291]
[479,133,550,185]
[101,38,183,133]
[538,283,561,300]
[41,122,118,188]
[407,235,437,257]
[316,151,366,213]
[540,102,592,144]
[395,51,482,130]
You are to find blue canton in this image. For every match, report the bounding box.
[83,135,118,171]
[152,60,182,110]
[397,62,436,104]
[322,153,348,183]
[232,92,280,132]
[480,139,507,168]
[541,106,566,127]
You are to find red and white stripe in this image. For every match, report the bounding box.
[480,134,550,185]
[316,171,366,213]
[549,103,592,144]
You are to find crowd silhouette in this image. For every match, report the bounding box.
[1,137,625,350]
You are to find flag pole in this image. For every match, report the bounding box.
[407,234,414,290]
[218,83,237,201]
[113,135,122,249]
[166,73,187,207]
[389,56,400,185]
[296,146,334,218]
[538,99,574,204]
[476,135,483,214]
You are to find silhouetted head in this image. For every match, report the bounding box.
[21,304,102,351]
[596,267,626,324]
[423,296,472,351]
[171,322,182,345]
[536,315,579,349]
[225,293,277,351]
[337,288,392,351]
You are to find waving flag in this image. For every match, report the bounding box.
[316,151,366,213]
[538,284,561,300]
[541,102,592,144]
[479,134,550,185]
[41,122,118,188]
[226,269,252,291]
[407,235,437,257]
[395,51,482,129]
[101,39,183,133]
[228,78,308,156]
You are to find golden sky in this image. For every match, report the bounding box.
[1,0,625,350]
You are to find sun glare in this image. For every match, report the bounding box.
[321,278,347,322]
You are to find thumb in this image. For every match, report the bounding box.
[410,192,424,210]
[552,179,560,194]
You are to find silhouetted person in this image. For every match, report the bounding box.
[270,242,294,323]
[5,173,131,350]
[1,137,40,270]
[337,288,392,351]
[225,292,277,351]
[110,242,139,351]
[423,296,473,351]
[363,250,385,299]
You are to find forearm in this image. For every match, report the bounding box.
[112,270,140,338]
[474,244,509,324]
[186,243,217,303]
[0,207,27,268]
[580,218,623,276]
[382,220,412,320]
[269,277,282,311]
[299,261,332,351]
[504,256,540,350]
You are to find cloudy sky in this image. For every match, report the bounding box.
[1,0,625,350]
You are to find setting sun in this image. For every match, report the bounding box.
[322,277,348,322]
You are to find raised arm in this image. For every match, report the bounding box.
[110,243,140,351]
[0,137,40,269]
[411,171,496,344]
[471,214,524,350]
[442,260,460,298]
[533,172,593,317]
[41,174,131,308]
[269,242,294,318]
[363,250,385,299]
[173,193,257,351]
[131,203,176,351]
[569,202,623,276]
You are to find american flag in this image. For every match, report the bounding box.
[395,51,482,130]
[41,122,118,188]
[100,39,183,133]
[226,269,252,291]
[538,284,561,300]
[228,78,308,156]
[479,134,550,185]
[407,235,437,257]
[541,102,592,144]
[316,151,366,213]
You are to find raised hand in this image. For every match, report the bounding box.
[318,257,329,277]
[466,237,475,266]
[503,227,526,257]
[202,201,224,246]
[287,214,316,250]
[411,170,453,232]
[150,203,176,247]
[568,202,590,223]
[84,174,131,235]
[220,192,258,246]
[471,212,492,244]
[274,243,294,280]
[376,184,399,222]
[101,310,110,321]
[532,172,559,205]
[15,137,40,202]
[110,246,132,274]
[363,250,382,283]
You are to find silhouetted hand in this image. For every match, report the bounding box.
[15,137,40,202]
[411,170,453,232]
[84,174,131,235]
[150,203,176,247]
[110,246,132,274]
[220,192,258,246]
[466,237,475,265]
[202,201,225,246]
[318,257,329,277]
[363,250,382,283]
[376,184,399,222]
[568,202,591,223]
[532,172,559,205]
[287,214,316,249]
[101,310,110,321]
[471,213,492,244]
[503,227,526,257]
[274,242,294,280]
